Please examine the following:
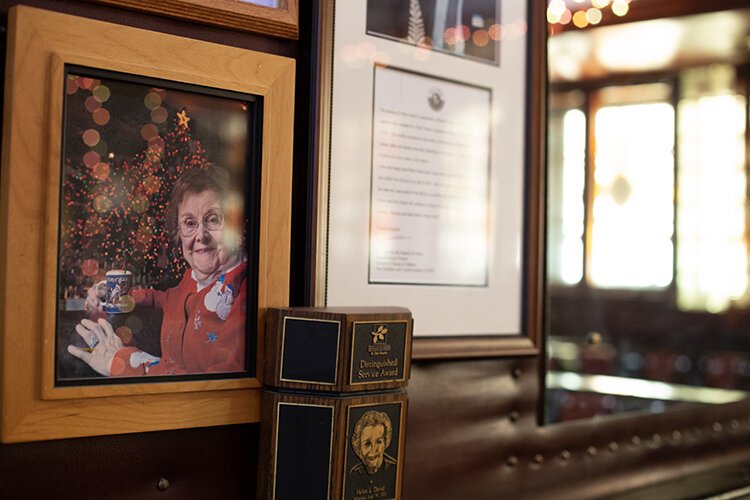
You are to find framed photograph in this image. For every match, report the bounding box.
[314,0,545,358]
[86,0,299,39]
[0,6,294,442]
[366,0,500,65]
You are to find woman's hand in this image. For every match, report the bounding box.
[67,318,123,376]
[84,282,105,313]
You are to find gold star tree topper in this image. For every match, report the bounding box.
[177,109,190,129]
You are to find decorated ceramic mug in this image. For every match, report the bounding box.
[96,270,134,314]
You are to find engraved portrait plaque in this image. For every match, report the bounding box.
[343,401,404,500]
[349,321,408,386]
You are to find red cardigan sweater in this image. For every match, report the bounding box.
[109,262,247,376]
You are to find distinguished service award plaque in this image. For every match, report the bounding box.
[264,307,413,392]
[259,307,411,500]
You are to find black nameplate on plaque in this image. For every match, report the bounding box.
[274,403,335,500]
[349,321,408,386]
[281,317,341,385]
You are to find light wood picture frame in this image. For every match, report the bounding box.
[86,0,299,39]
[0,5,294,442]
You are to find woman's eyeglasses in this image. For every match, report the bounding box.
[178,211,225,237]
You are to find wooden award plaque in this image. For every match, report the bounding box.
[257,389,407,500]
[264,307,413,392]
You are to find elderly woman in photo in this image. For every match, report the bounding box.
[68,164,247,376]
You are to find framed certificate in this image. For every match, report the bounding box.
[314,0,545,357]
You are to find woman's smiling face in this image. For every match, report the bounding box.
[178,189,237,281]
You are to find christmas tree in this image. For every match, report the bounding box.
[61,80,212,296]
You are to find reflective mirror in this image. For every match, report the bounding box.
[545,5,750,423]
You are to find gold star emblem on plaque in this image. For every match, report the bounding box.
[177,109,190,129]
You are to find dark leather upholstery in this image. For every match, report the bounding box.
[404,357,750,500]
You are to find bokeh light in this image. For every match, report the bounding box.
[151,106,168,124]
[148,136,165,154]
[586,7,603,25]
[78,77,94,90]
[357,42,376,60]
[547,0,566,23]
[92,140,108,156]
[115,325,133,344]
[572,10,589,28]
[109,357,126,376]
[82,129,100,147]
[92,85,111,103]
[141,123,159,142]
[457,25,470,42]
[93,195,112,213]
[341,44,358,64]
[81,258,100,277]
[612,0,629,17]
[488,24,502,41]
[83,151,101,169]
[92,162,110,181]
[472,29,490,47]
[125,315,143,333]
[85,96,101,113]
[132,194,150,213]
[549,0,632,30]
[144,91,162,110]
[444,27,458,45]
[143,175,161,194]
[66,77,79,95]
[92,108,110,126]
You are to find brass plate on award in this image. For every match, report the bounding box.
[349,321,408,386]
[265,307,413,392]
[343,401,404,500]
[257,390,407,500]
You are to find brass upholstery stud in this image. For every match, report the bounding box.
[559,450,571,461]
[587,446,597,457]
[509,411,520,423]
[731,419,740,430]
[512,367,523,379]
[157,478,170,492]
[507,455,519,467]
[671,430,682,441]
[608,441,619,452]
[631,436,641,446]
[713,422,723,433]
[533,454,544,465]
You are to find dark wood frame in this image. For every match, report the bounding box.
[312,0,547,360]
[85,0,299,39]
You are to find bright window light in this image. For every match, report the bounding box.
[590,102,675,288]
[677,93,747,313]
